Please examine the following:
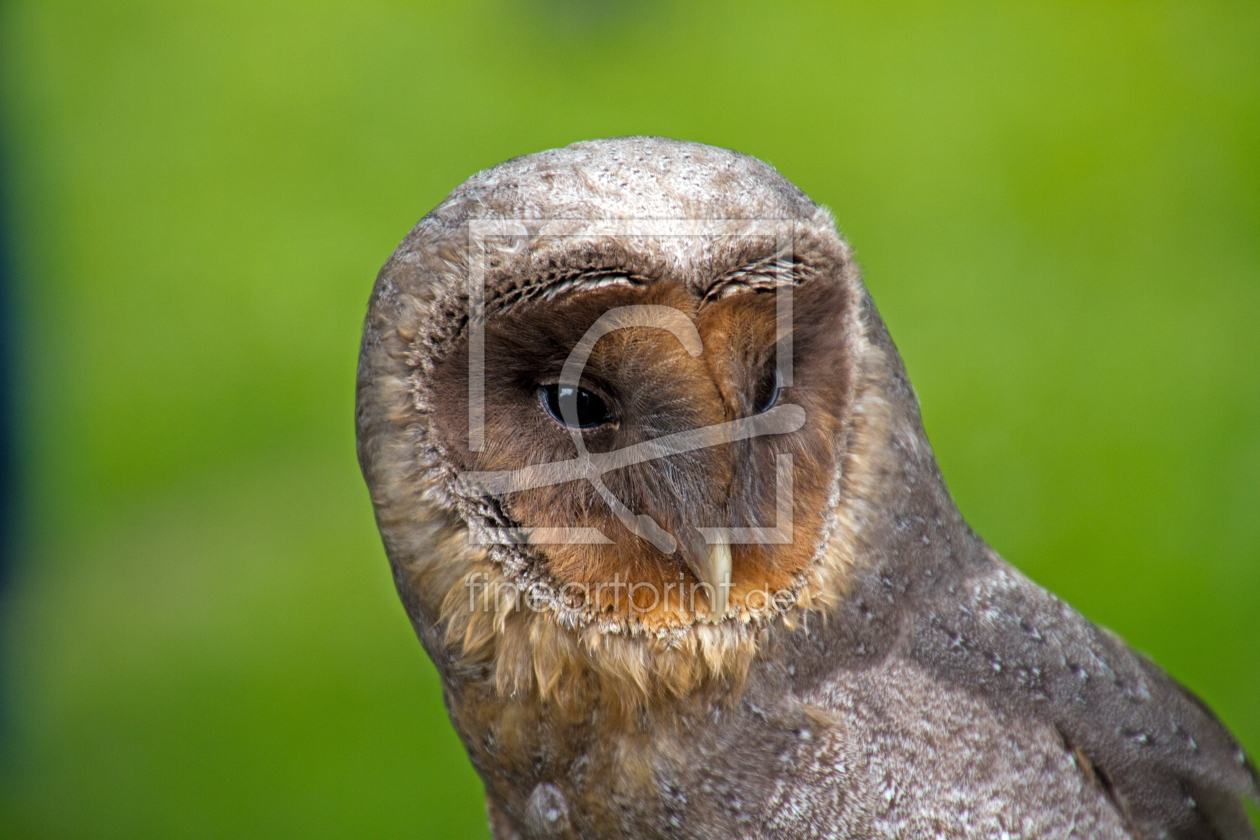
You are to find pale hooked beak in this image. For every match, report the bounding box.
[682,534,732,621]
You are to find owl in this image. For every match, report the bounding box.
[356,137,1258,839]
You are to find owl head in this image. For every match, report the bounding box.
[357,137,929,709]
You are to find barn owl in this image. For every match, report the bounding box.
[356,137,1257,839]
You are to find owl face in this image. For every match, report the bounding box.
[424,236,854,631]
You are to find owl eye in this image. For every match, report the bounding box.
[753,367,782,415]
[538,384,614,430]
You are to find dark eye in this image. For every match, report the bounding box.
[538,384,614,430]
[752,367,781,414]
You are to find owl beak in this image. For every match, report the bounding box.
[682,535,733,621]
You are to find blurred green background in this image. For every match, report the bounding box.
[1,2,1257,837]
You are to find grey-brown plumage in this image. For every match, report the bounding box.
[357,137,1258,839]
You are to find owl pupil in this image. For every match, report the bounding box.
[539,384,613,430]
[753,367,782,415]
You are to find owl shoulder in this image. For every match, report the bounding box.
[898,550,1260,839]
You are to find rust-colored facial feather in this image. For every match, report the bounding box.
[429,275,850,629]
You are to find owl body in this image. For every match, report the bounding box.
[357,138,1257,839]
